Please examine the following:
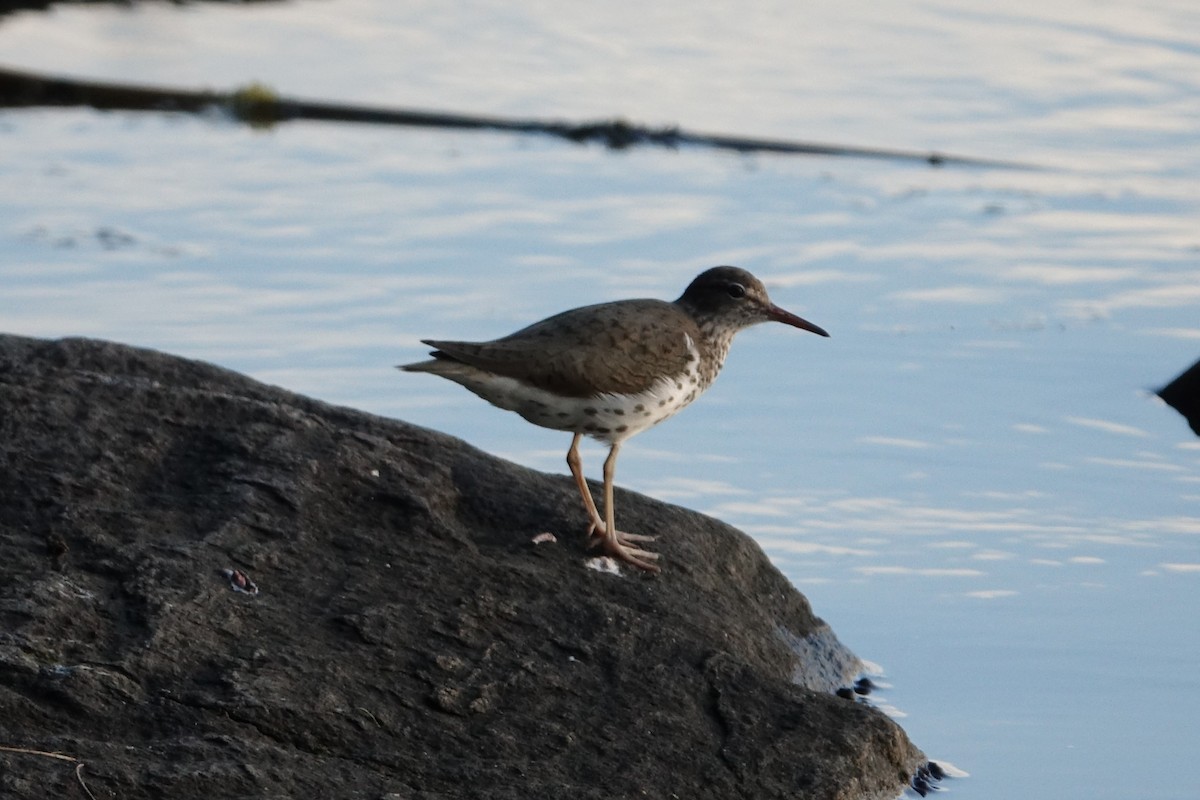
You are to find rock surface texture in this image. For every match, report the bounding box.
[0,334,923,799]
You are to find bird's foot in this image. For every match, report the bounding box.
[587,526,657,546]
[587,523,661,573]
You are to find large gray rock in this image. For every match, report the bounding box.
[0,334,924,799]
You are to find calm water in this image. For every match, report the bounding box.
[2,1,1199,797]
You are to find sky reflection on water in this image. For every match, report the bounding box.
[3,1,1200,797]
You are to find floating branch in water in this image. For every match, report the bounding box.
[0,65,1032,168]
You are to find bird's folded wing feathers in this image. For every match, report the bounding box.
[423,300,701,398]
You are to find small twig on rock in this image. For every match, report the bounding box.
[0,745,105,799]
[0,744,77,762]
[75,763,99,800]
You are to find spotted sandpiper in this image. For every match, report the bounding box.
[400,266,828,572]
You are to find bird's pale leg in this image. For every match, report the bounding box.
[598,442,660,572]
[566,435,658,571]
[601,444,656,542]
[566,433,606,533]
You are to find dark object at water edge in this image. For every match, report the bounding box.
[1157,358,1200,436]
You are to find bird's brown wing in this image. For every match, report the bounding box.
[424,299,701,398]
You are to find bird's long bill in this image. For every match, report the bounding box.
[767,304,830,337]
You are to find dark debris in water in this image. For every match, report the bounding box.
[910,761,948,796]
[835,676,875,700]
[0,0,282,17]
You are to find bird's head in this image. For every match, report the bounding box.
[676,266,829,337]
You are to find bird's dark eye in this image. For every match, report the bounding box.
[726,282,746,299]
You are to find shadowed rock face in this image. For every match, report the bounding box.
[0,333,923,800]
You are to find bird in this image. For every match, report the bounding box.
[399,266,829,572]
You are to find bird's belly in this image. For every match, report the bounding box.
[460,372,706,444]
